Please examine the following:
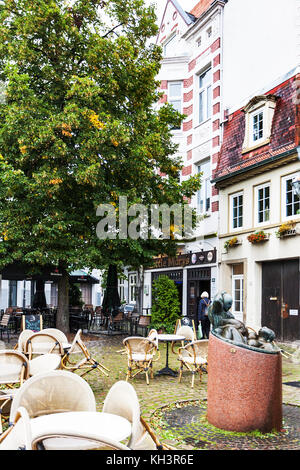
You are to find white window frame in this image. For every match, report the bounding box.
[163,33,176,57]
[251,109,264,144]
[168,81,182,131]
[232,274,244,322]
[242,96,276,153]
[255,183,270,226]
[198,67,212,125]
[230,191,243,231]
[196,159,211,215]
[281,172,300,221]
[118,278,125,303]
[128,273,137,304]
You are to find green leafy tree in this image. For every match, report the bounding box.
[0,0,201,332]
[151,275,181,334]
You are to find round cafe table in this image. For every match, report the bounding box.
[29,411,132,450]
[157,334,185,377]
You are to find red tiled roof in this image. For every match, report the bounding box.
[190,0,215,18]
[214,76,297,181]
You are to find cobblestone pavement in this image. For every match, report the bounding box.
[2,331,300,450]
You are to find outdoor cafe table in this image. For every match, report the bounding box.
[29,411,132,448]
[157,334,185,377]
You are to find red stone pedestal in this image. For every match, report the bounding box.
[207,332,282,433]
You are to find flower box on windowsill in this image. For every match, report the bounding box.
[224,237,242,253]
[276,221,298,239]
[278,229,298,238]
[247,232,270,244]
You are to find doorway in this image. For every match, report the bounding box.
[261,259,300,341]
[187,268,211,323]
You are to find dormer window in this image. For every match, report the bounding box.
[242,95,277,153]
[253,110,264,142]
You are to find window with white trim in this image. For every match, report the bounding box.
[198,67,212,124]
[282,173,300,220]
[230,191,243,230]
[129,273,137,304]
[242,95,277,152]
[232,274,244,322]
[197,159,211,214]
[255,183,270,225]
[168,81,182,130]
[252,110,264,142]
[163,33,176,57]
[118,278,125,302]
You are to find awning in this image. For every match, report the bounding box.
[0,264,99,284]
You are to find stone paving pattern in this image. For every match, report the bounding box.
[2,331,300,450]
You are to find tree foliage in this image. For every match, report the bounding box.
[151,275,181,334]
[0,0,201,331]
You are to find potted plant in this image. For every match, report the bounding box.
[275,220,297,238]
[150,275,181,334]
[247,231,269,244]
[224,236,240,251]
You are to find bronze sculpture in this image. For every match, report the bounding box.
[208,291,279,352]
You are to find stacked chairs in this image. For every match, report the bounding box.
[0,375,173,450]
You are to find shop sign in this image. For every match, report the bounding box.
[152,249,216,269]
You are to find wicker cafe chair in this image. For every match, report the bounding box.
[28,354,61,377]
[8,371,102,451]
[102,381,173,450]
[0,407,32,450]
[10,370,96,423]
[61,329,109,378]
[0,350,29,433]
[0,313,11,342]
[171,325,197,354]
[14,330,34,354]
[0,350,29,389]
[24,332,64,360]
[31,432,131,451]
[39,328,68,344]
[178,339,209,388]
[122,336,158,385]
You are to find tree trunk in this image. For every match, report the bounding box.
[56,270,69,333]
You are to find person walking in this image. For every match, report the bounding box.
[198,291,211,339]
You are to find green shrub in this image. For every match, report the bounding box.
[151,275,181,333]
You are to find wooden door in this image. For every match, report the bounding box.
[262,259,300,341]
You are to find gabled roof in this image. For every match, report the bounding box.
[190,0,216,18]
[159,0,197,29]
[213,76,297,187]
